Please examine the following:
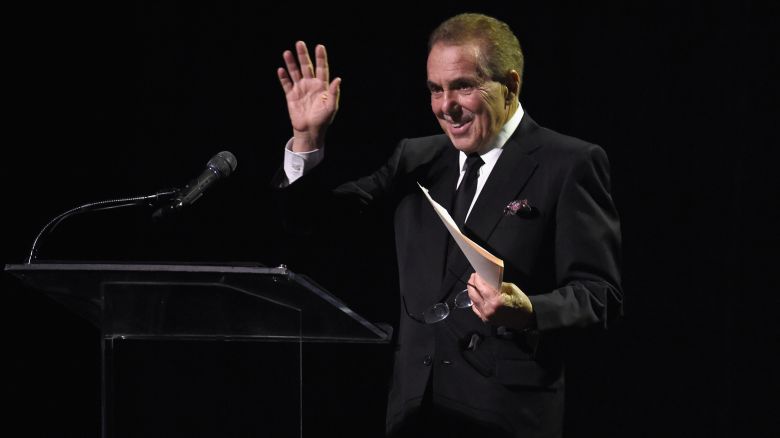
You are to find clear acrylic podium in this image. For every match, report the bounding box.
[5,262,391,438]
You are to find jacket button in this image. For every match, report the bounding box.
[423,355,432,366]
[442,360,452,365]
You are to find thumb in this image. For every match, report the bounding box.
[329,77,341,104]
[499,282,533,312]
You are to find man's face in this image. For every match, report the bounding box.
[427,42,509,154]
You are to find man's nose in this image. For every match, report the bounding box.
[441,91,462,117]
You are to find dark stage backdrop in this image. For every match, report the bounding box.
[3,1,777,437]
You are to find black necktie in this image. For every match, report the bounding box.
[452,153,484,228]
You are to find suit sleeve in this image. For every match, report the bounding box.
[331,139,407,205]
[272,139,409,237]
[529,144,623,331]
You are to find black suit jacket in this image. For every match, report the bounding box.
[277,114,622,437]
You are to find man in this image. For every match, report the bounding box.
[275,13,622,438]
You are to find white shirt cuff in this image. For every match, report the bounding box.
[282,138,324,186]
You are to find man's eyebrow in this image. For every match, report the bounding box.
[427,77,480,89]
[450,78,479,87]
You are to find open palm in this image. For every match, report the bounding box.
[278,42,340,150]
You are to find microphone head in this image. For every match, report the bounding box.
[207,151,238,177]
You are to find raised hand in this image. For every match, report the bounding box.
[278,41,341,152]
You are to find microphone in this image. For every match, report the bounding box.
[153,151,237,219]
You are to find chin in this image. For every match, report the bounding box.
[451,141,480,154]
[445,135,473,151]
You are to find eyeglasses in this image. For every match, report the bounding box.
[403,270,476,324]
[403,289,473,324]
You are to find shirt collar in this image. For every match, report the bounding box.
[459,102,525,172]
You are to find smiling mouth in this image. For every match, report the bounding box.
[448,119,472,134]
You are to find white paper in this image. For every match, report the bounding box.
[418,183,504,289]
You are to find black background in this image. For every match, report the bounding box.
[3,1,777,437]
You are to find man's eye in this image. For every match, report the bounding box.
[457,85,475,95]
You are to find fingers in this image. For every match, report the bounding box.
[277,67,293,94]
[467,273,485,301]
[471,301,487,321]
[315,44,329,83]
[282,48,302,82]
[467,273,488,321]
[466,276,534,328]
[468,273,497,305]
[280,41,313,84]
[296,41,315,79]
[470,273,518,323]
[280,42,331,91]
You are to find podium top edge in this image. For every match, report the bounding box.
[4,262,289,276]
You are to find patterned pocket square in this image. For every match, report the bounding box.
[504,199,535,217]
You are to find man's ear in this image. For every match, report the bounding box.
[506,69,521,98]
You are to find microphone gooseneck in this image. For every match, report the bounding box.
[26,150,238,263]
[26,189,179,264]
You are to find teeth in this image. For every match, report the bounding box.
[444,117,469,129]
